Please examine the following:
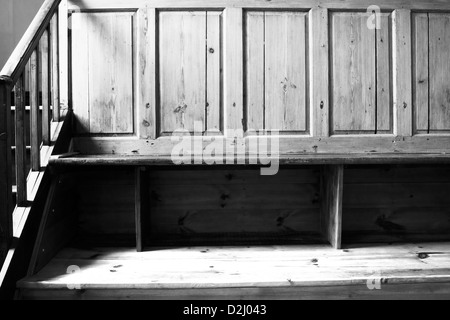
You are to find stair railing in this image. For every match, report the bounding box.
[0,0,62,267]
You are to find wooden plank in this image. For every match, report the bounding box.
[245,12,264,132]
[265,12,307,132]
[88,13,134,134]
[321,165,343,249]
[14,75,28,205]
[50,12,60,122]
[376,14,392,132]
[159,11,206,134]
[206,11,222,134]
[429,13,450,132]
[30,49,41,172]
[0,78,13,265]
[137,7,157,139]
[67,0,450,11]
[40,29,51,145]
[224,8,244,136]
[332,13,376,133]
[393,9,412,136]
[413,13,429,132]
[310,8,329,137]
[0,0,62,83]
[71,13,89,133]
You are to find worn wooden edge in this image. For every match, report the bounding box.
[49,153,450,166]
[0,0,62,84]
[17,282,450,300]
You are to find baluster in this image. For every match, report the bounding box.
[14,75,28,205]
[30,50,41,171]
[0,77,13,259]
[51,12,60,122]
[41,28,51,145]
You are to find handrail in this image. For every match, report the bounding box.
[0,0,61,84]
[0,0,63,269]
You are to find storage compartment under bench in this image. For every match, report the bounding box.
[71,164,450,249]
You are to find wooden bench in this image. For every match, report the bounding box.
[5,0,450,299]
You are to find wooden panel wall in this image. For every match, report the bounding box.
[159,11,222,135]
[72,12,134,134]
[245,11,308,133]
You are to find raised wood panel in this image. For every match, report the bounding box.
[159,11,223,135]
[72,12,134,134]
[245,11,308,133]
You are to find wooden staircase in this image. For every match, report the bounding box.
[2,0,450,300]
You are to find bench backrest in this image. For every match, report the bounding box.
[69,0,450,156]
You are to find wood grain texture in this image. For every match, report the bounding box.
[14,75,28,205]
[265,12,307,132]
[393,9,412,136]
[310,8,329,137]
[159,11,207,134]
[413,13,429,132]
[429,13,450,132]
[88,13,134,134]
[224,8,243,135]
[16,243,450,300]
[332,12,376,133]
[321,165,343,249]
[376,14,392,132]
[206,12,222,134]
[245,12,264,132]
[147,169,320,237]
[137,7,157,139]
